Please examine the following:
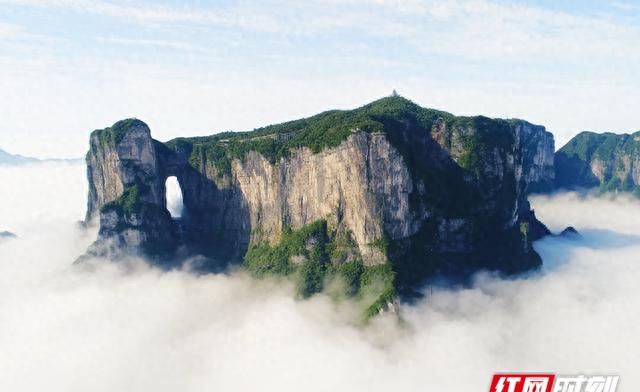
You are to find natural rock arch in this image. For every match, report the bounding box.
[83,97,556,282]
[165,176,184,218]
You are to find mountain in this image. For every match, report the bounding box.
[0,148,82,165]
[0,231,17,239]
[555,131,640,195]
[0,148,40,165]
[80,96,555,316]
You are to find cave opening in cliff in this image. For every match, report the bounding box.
[165,176,184,218]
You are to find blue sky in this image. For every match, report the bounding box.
[0,0,639,158]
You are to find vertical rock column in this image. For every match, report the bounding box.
[84,119,178,259]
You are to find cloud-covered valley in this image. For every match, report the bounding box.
[0,162,637,391]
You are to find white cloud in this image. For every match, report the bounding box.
[0,0,287,33]
[0,22,24,38]
[0,0,638,157]
[531,192,640,235]
[4,0,640,59]
[0,161,639,391]
[610,1,640,12]
[96,36,216,54]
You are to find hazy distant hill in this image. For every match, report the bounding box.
[0,148,81,165]
[0,148,40,165]
[0,230,17,239]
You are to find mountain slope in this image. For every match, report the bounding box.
[555,131,640,195]
[81,96,555,315]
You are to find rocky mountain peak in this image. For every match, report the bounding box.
[80,97,556,316]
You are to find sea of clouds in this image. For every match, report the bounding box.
[0,162,637,391]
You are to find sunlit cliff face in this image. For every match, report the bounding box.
[0,163,637,392]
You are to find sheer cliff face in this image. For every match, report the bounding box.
[555,131,640,194]
[431,119,554,225]
[514,122,556,193]
[85,120,163,222]
[228,132,416,265]
[84,120,176,259]
[83,97,554,293]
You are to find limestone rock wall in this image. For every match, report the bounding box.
[229,131,417,265]
[82,112,556,281]
[83,120,176,260]
[85,121,163,222]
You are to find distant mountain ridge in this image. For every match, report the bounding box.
[555,130,640,195]
[0,231,17,239]
[0,148,40,165]
[0,148,81,165]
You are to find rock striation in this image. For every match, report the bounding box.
[82,96,555,312]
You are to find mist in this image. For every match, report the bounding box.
[0,163,637,391]
[165,176,184,218]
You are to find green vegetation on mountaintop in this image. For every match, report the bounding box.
[90,118,148,149]
[88,96,555,311]
[165,96,527,177]
[557,131,639,161]
[559,130,640,161]
[556,130,640,195]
